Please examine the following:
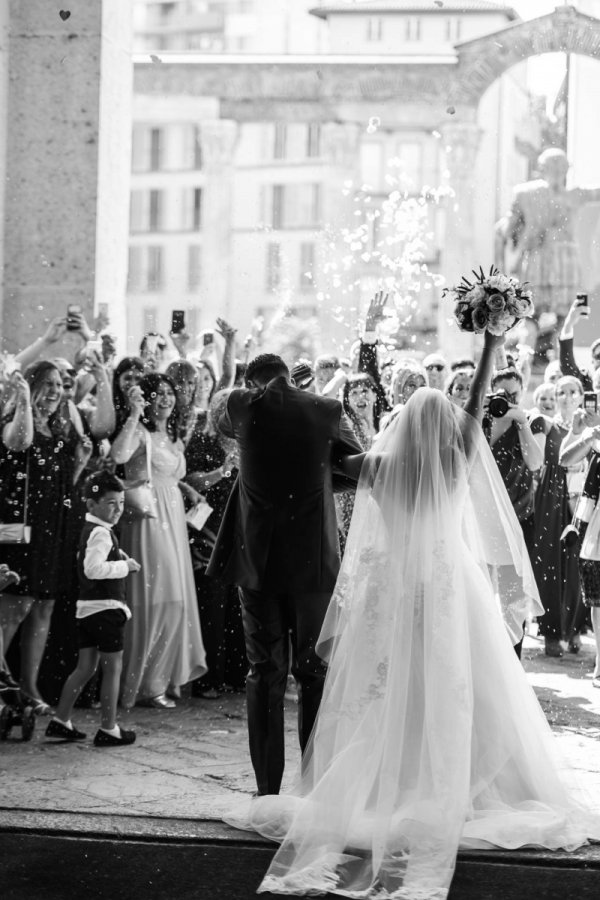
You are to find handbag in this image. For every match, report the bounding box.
[123,429,159,520]
[185,498,213,532]
[0,453,32,544]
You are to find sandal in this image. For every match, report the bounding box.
[26,697,54,716]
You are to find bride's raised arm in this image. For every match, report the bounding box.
[462,331,506,455]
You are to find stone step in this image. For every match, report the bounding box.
[1,811,599,900]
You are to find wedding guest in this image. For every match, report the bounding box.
[422,352,448,391]
[0,363,92,712]
[185,389,246,698]
[45,471,140,747]
[483,367,545,656]
[110,373,206,708]
[111,357,145,439]
[532,375,587,656]
[445,368,474,409]
[336,374,379,551]
[531,382,557,418]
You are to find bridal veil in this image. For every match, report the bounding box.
[229,389,600,899]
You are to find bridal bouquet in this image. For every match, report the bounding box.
[443,266,534,337]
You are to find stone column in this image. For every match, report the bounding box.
[438,118,482,359]
[0,0,132,356]
[200,119,238,324]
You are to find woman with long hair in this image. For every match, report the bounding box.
[0,361,92,712]
[532,375,587,657]
[228,334,600,900]
[110,372,206,708]
[111,356,145,439]
[336,374,379,551]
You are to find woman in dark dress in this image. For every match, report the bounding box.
[532,376,587,657]
[184,389,246,698]
[482,368,545,656]
[0,362,91,711]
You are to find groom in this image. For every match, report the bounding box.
[207,353,363,795]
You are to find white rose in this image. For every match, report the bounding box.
[487,274,511,291]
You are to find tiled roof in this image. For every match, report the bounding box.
[310,1,519,20]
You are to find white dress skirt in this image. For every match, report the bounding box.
[225,389,600,900]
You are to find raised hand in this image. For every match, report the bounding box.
[12,372,31,406]
[365,291,390,332]
[216,317,237,341]
[0,563,20,591]
[128,385,146,419]
[42,317,68,345]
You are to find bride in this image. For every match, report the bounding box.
[227,331,600,899]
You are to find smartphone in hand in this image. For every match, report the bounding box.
[67,304,82,331]
[584,391,598,414]
[171,310,185,335]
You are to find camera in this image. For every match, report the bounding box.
[576,292,589,308]
[486,390,510,418]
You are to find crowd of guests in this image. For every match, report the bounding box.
[1,291,600,743]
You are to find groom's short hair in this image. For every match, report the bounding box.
[246,354,289,387]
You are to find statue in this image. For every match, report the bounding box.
[495,148,600,354]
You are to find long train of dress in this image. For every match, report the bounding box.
[225,391,600,900]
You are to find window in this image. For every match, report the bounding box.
[180,187,202,231]
[405,18,422,41]
[271,184,321,229]
[149,128,163,171]
[266,243,282,291]
[445,18,462,41]
[307,123,321,159]
[395,142,423,189]
[130,189,164,232]
[127,246,142,292]
[188,245,202,290]
[273,123,287,160]
[366,17,383,42]
[182,125,202,169]
[128,246,164,292]
[132,126,165,172]
[360,142,384,191]
[147,246,164,291]
[299,243,315,293]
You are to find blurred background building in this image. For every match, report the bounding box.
[126,0,538,357]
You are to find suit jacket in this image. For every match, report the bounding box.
[206,376,363,592]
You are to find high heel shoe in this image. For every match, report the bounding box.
[140,693,176,709]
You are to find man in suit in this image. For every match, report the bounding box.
[207,353,364,795]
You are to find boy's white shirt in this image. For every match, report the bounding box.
[75,513,131,620]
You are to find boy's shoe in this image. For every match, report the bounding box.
[94,727,136,747]
[45,720,87,741]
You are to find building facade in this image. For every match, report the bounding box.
[127,1,534,356]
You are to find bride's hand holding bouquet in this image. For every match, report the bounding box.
[443,266,535,368]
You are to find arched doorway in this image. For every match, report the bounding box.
[438,6,600,354]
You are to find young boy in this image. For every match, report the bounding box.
[46,471,141,746]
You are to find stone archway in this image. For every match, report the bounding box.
[452,5,600,107]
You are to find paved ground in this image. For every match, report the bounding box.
[1,627,599,827]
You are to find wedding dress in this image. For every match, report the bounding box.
[226,389,600,899]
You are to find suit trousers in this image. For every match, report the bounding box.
[238,587,330,796]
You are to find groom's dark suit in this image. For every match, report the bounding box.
[207,375,362,794]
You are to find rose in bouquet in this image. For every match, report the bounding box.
[443,266,534,338]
